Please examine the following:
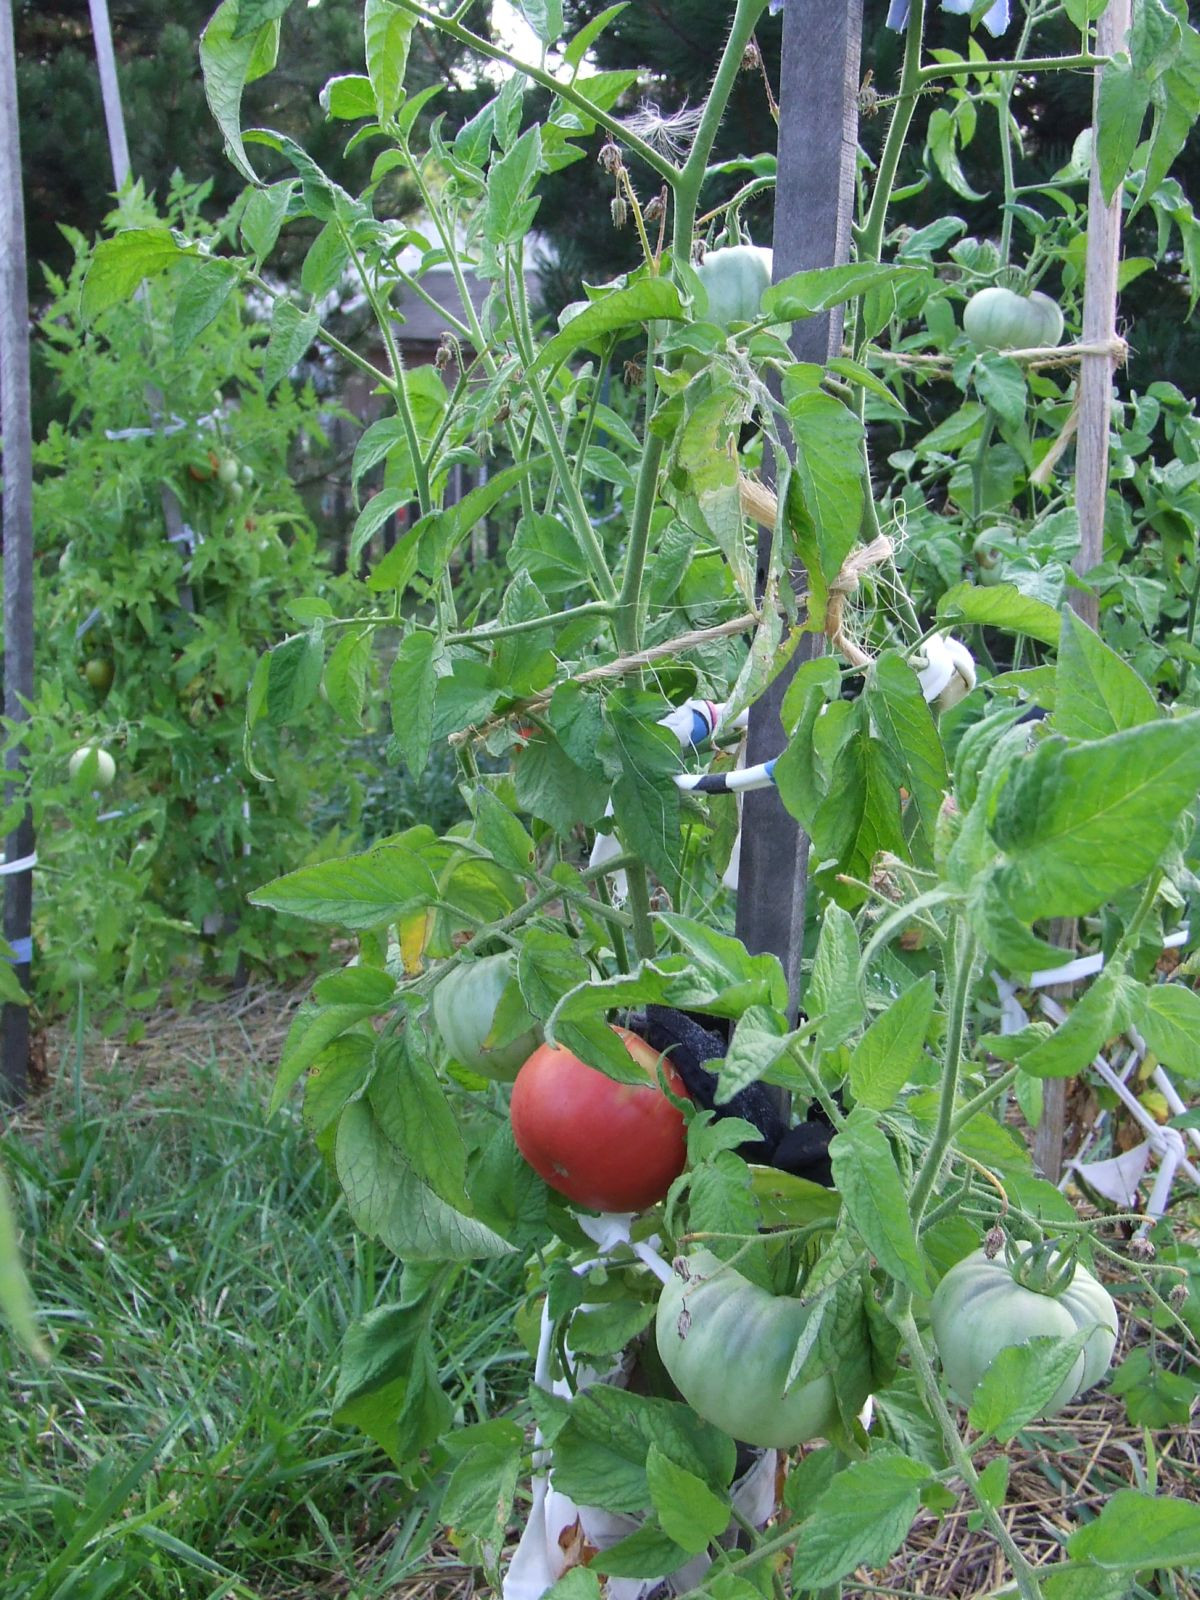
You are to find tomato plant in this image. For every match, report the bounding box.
[160,0,1200,1593]
[509,1027,688,1212]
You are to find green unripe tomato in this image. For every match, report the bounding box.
[68,746,116,788]
[695,245,773,326]
[83,657,114,691]
[930,1245,1118,1417]
[430,952,541,1082]
[963,286,1064,352]
[217,457,240,487]
[656,1249,842,1448]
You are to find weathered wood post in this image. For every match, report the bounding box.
[736,0,864,1020]
[0,0,35,1108]
[1036,0,1132,1183]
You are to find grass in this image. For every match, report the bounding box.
[1,1005,529,1600]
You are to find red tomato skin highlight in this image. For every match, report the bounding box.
[509,1026,689,1212]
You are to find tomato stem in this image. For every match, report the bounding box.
[909,921,978,1230]
[895,1308,1048,1600]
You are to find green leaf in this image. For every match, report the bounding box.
[370,1033,469,1210]
[472,787,536,877]
[991,718,1200,921]
[1067,1490,1200,1570]
[1097,54,1152,205]
[263,300,320,395]
[271,1002,377,1115]
[829,1108,930,1295]
[967,1331,1093,1441]
[927,107,987,201]
[241,180,296,264]
[864,652,949,856]
[808,728,908,907]
[1055,609,1159,740]
[762,263,926,321]
[81,228,191,321]
[200,0,281,184]
[564,3,627,68]
[716,1008,796,1101]
[1016,962,1139,1079]
[389,631,437,778]
[937,582,1061,645]
[967,870,1078,976]
[785,390,865,625]
[442,1431,523,1544]
[1129,982,1200,1078]
[485,124,543,245]
[589,1522,693,1578]
[300,221,352,299]
[320,73,377,120]
[364,0,415,121]
[532,280,686,375]
[809,903,865,1053]
[518,928,591,1022]
[173,258,238,353]
[250,838,437,929]
[1108,1347,1199,1428]
[789,1455,929,1589]
[1130,0,1184,84]
[324,629,372,726]
[973,354,1027,430]
[333,1303,453,1467]
[265,632,323,725]
[336,1099,513,1261]
[645,1443,729,1554]
[849,974,937,1112]
[514,735,610,834]
[517,0,564,42]
[551,1385,735,1516]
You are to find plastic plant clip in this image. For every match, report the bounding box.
[1070,1141,1154,1209]
[911,633,976,712]
[885,0,1011,36]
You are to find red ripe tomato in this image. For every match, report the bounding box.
[510,1026,690,1212]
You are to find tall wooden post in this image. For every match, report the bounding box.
[1036,0,1131,1182]
[735,0,864,1020]
[0,0,35,1109]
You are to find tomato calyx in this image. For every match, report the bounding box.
[1004,1233,1080,1297]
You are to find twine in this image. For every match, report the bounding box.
[447,475,897,748]
[879,336,1129,374]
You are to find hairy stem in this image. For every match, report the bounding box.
[909,921,978,1229]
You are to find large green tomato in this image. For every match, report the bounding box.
[656,1249,842,1448]
[930,1246,1118,1417]
[68,746,116,788]
[695,245,773,326]
[430,952,541,1082]
[963,286,1064,352]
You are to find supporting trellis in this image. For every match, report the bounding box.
[0,0,35,1109]
[735,0,865,1023]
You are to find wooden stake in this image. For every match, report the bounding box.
[0,0,35,1108]
[1038,0,1132,1182]
[735,0,864,1021]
